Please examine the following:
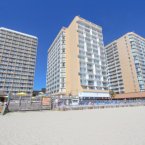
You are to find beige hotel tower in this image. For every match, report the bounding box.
[46,16,109,98]
[105,32,145,94]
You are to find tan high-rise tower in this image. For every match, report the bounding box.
[46,16,109,98]
[105,32,145,94]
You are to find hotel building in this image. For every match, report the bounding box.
[0,27,38,96]
[46,16,109,98]
[105,32,145,93]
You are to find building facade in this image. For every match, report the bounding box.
[46,28,66,96]
[46,16,109,98]
[0,27,38,96]
[105,32,145,93]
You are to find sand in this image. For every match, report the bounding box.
[0,106,145,145]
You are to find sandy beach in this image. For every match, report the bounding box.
[0,106,145,145]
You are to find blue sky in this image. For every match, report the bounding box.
[0,0,145,90]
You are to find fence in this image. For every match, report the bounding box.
[1,97,145,114]
[53,98,145,111]
[0,96,51,114]
[55,102,145,111]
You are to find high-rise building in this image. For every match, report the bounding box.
[105,32,145,93]
[46,16,109,98]
[0,27,38,96]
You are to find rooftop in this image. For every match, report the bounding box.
[0,27,38,39]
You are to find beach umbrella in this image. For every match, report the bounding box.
[16,92,27,96]
[16,92,27,107]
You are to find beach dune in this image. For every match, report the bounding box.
[0,106,145,145]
